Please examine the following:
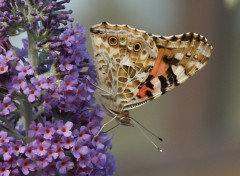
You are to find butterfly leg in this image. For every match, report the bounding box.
[94,115,118,137]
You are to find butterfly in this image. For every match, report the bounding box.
[90,22,213,126]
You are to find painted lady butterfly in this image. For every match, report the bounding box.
[90,22,213,126]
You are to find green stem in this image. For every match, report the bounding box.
[27,31,38,69]
[13,92,33,132]
[26,0,38,69]
[0,120,24,140]
[22,96,33,132]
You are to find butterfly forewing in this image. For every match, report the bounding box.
[90,22,213,114]
[135,32,213,102]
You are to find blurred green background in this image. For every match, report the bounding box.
[13,0,240,175]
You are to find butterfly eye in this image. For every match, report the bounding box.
[108,36,118,46]
[134,43,141,52]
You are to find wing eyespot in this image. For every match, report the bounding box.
[108,36,118,46]
[120,37,126,44]
[134,42,141,52]
[128,41,133,47]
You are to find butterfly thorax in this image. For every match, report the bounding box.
[103,105,132,126]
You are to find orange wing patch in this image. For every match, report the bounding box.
[137,48,171,99]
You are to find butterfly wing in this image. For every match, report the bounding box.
[124,32,213,110]
[90,22,158,112]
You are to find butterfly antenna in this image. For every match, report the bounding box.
[86,76,113,96]
[131,117,163,141]
[94,115,118,137]
[131,119,163,152]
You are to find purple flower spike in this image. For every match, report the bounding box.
[0,1,116,174]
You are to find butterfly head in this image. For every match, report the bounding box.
[115,110,132,126]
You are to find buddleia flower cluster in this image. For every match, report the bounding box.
[0,0,116,175]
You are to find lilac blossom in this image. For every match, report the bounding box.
[30,75,48,90]
[59,29,75,47]
[74,126,91,142]
[92,151,107,169]
[18,159,35,175]
[0,96,16,115]
[0,61,8,74]
[56,156,74,174]
[28,122,44,137]
[78,154,92,168]
[56,121,73,137]
[23,85,41,102]
[59,56,74,71]
[0,143,12,161]
[45,76,57,90]
[42,122,55,140]
[52,144,65,159]
[61,136,74,149]
[0,50,16,63]
[11,140,25,156]
[16,63,34,77]
[33,142,50,156]
[0,0,116,175]
[0,131,11,146]
[12,75,27,90]
[71,140,89,159]
[0,162,10,176]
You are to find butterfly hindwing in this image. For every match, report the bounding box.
[90,22,158,112]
